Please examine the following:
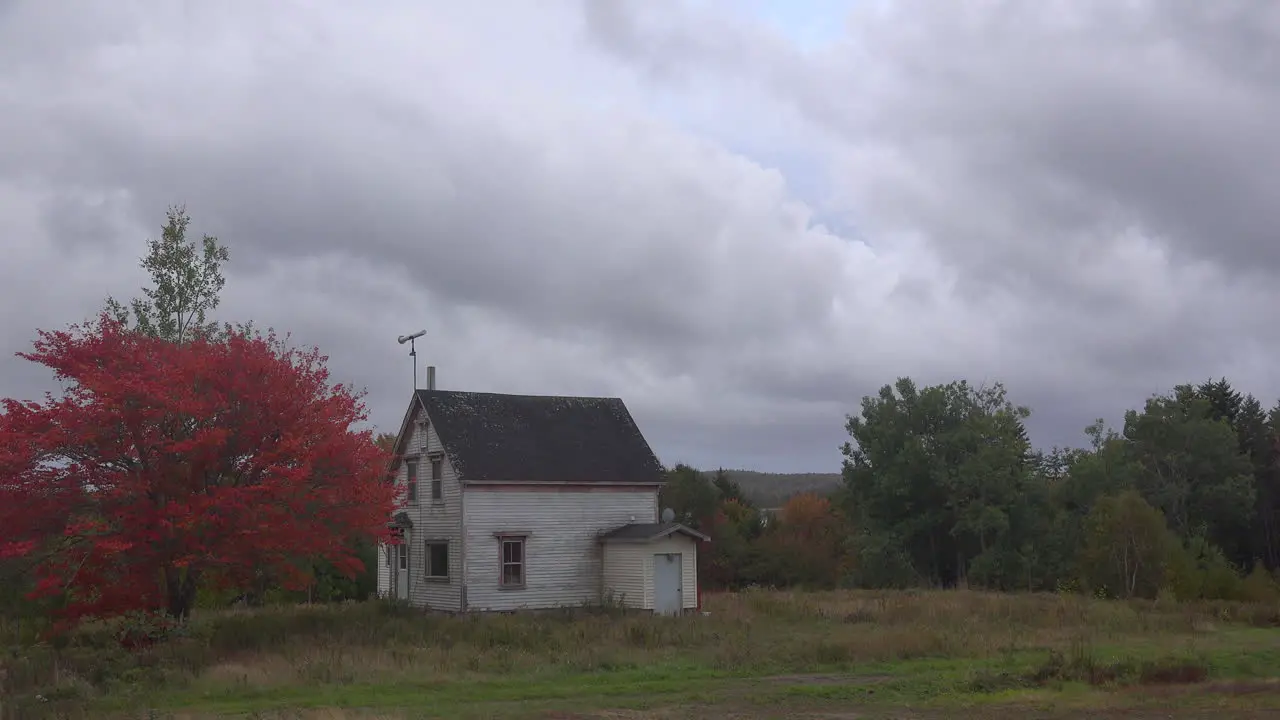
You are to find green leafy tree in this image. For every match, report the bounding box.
[942,383,1032,560]
[1028,420,1144,589]
[1234,396,1274,556]
[1077,490,1179,599]
[969,473,1062,592]
[1166,534,1244,600]
[105,205,232,343]
[300,537,380,603]
[1062,420,1139,512]
[712,467,749,506]
[1193,378,1244,425]
[701,499,761,588]
[840,377,1033,587]
[845,530,918,589]
[1184,380,1280,572]
[1123,391,1255,554]
[1260,402,1280,569]
[1172,379,1277,570]
[659,464,720,527]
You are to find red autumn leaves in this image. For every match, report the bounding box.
[0,316,397,622]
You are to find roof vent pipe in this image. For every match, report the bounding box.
[427,366,436,391]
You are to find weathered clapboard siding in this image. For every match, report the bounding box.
[375,543,390,598]
[641,535,699,610]
[602,535,698,610]
[601,543,646,608]
[392,404,463,611]
[462,488,658,611]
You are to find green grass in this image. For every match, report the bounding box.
[102,665,733,716]
[5,590,1280,718]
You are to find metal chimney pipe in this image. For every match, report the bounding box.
[426,366,436,390]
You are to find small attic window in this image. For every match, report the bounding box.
[416,418,429,450]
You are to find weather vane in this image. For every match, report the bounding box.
[396,330,426,390]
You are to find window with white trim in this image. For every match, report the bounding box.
[430,457,443,502]
[425,540,449,579]
[406,459,419,505]
[499,536,526,588]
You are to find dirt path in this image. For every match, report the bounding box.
[539,698,1280,720]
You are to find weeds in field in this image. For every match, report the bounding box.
[3,589,1279,718]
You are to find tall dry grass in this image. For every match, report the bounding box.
[3,588,1279,718]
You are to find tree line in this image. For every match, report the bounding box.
[665,377,1280,601]
[713,469,841,508]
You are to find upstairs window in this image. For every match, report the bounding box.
[430,457,444,501]
[406,459,419,505]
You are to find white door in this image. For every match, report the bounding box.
[653,553,683,616]
[395,544,410,600]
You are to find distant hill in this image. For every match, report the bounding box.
[717,469,843,508]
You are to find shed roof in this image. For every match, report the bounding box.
[414,389,666,484]
[598,522,710,543]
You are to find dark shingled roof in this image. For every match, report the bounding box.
[599,522,710,543]
[415,389,666,484]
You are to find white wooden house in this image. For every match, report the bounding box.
[376,380,708,615]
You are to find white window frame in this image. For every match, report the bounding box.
[430,456,444,503]
[406,458,419,505]
[425,540,449,581]
[498,535,527,589]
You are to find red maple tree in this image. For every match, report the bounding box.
[0,315,398,623]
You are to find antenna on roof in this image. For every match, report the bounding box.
[396,330,427,390]
[661,508,676,523]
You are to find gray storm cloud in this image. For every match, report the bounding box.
[2,0,1279,471]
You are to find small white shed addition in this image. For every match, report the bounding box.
[600,522,709,615]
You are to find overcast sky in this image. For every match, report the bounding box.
[3,1,1279,473]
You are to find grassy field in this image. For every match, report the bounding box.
[5,589,1280,719]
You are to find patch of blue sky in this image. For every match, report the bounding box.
[740,145,861,238]
[579,0,864,243]
[742,0,858,51]
[704,131,854,239]
[711,0,863,235]
[632,84,852,234]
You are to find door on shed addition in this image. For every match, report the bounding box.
[653,553,683,616]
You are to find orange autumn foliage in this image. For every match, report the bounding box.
[764,492,852,587]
